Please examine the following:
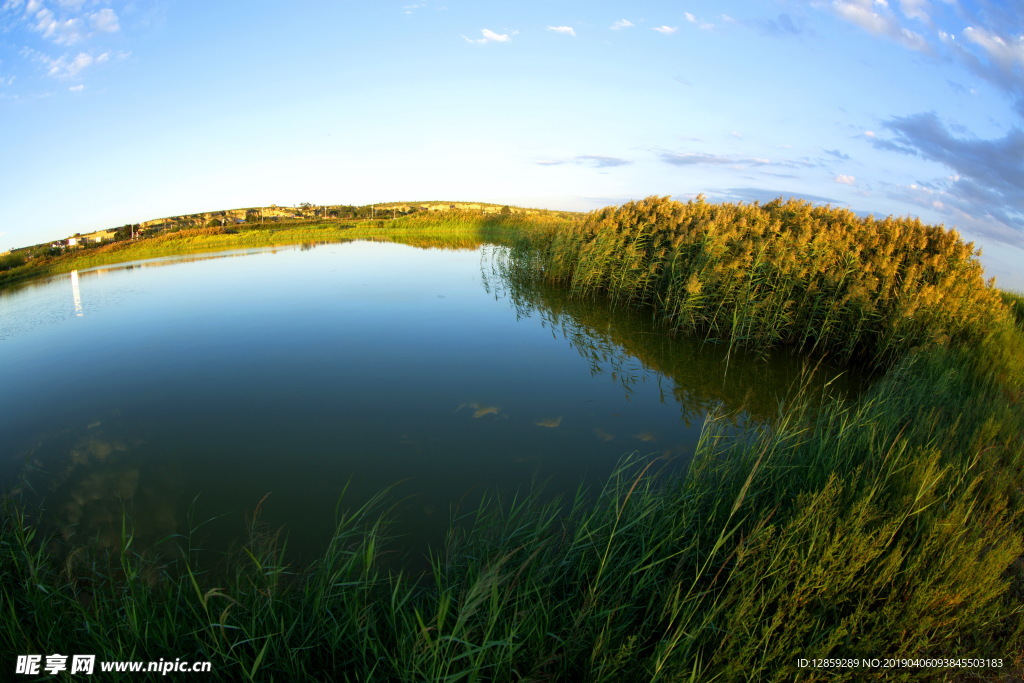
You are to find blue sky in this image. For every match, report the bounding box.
[2,0,1023,288]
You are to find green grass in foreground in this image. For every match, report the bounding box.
[3,203,1023,680]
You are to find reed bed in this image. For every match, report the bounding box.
[1000,290,1024,330]
[519,196,1009,367]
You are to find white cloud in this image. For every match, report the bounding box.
[833,0,892,35]
[835,174,857,185]
[864,130,876,137]
[610,19,633,30]
[34,8,85,45]
[651,26,677,35]
[661,152,774,167]
[90,8,119,33]
[963,26,1024,69]
[830,0,928,50]
[9,1,123,57]
[68,83,84,91]
[547,26,575,36]
[897,0,929,23]
[44,50,106,77]
[463,28,512,44]
[683,11,714,30]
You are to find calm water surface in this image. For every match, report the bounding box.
[0,241,858,563]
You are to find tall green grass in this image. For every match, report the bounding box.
[999,290,1024,330]
[519,196,1008,367]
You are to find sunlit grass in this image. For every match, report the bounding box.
[0,212,567,289]
[518,195,1010,368]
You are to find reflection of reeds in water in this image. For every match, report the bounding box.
[490,243,862,426]
[534,416,562,428]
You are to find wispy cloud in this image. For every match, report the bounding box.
[962,25,1024,78]
[897,0,930,24]
[661,151,772,167]
[872,112,1024,244]
[547,25,575,37]
[20,46,119,79]
[90,8,118,33]
[32,7,85,45]
[718,187,847,207]
[577,155,630,168]
[537,155,632,168]
[835,174,856,185]
[660,150,822,176]
[825,148,851,160]
[3,1,123,88]
[463,28,513,44]
[610,18,633,30]
[683,11,714,31]
[823,0,1024,113]
[651,25,677,35]
[829,0,928,51]
[755,12,805,37]
[11,1,120,45]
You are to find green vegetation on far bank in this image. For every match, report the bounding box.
[3,197,1023,680]
[0,211,569,290]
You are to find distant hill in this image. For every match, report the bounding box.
[11,201,579,254]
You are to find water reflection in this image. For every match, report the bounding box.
[70,269,83,317]
[16,415,185,559]
[486,246,861,428]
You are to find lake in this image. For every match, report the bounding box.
[0,239,859,566]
